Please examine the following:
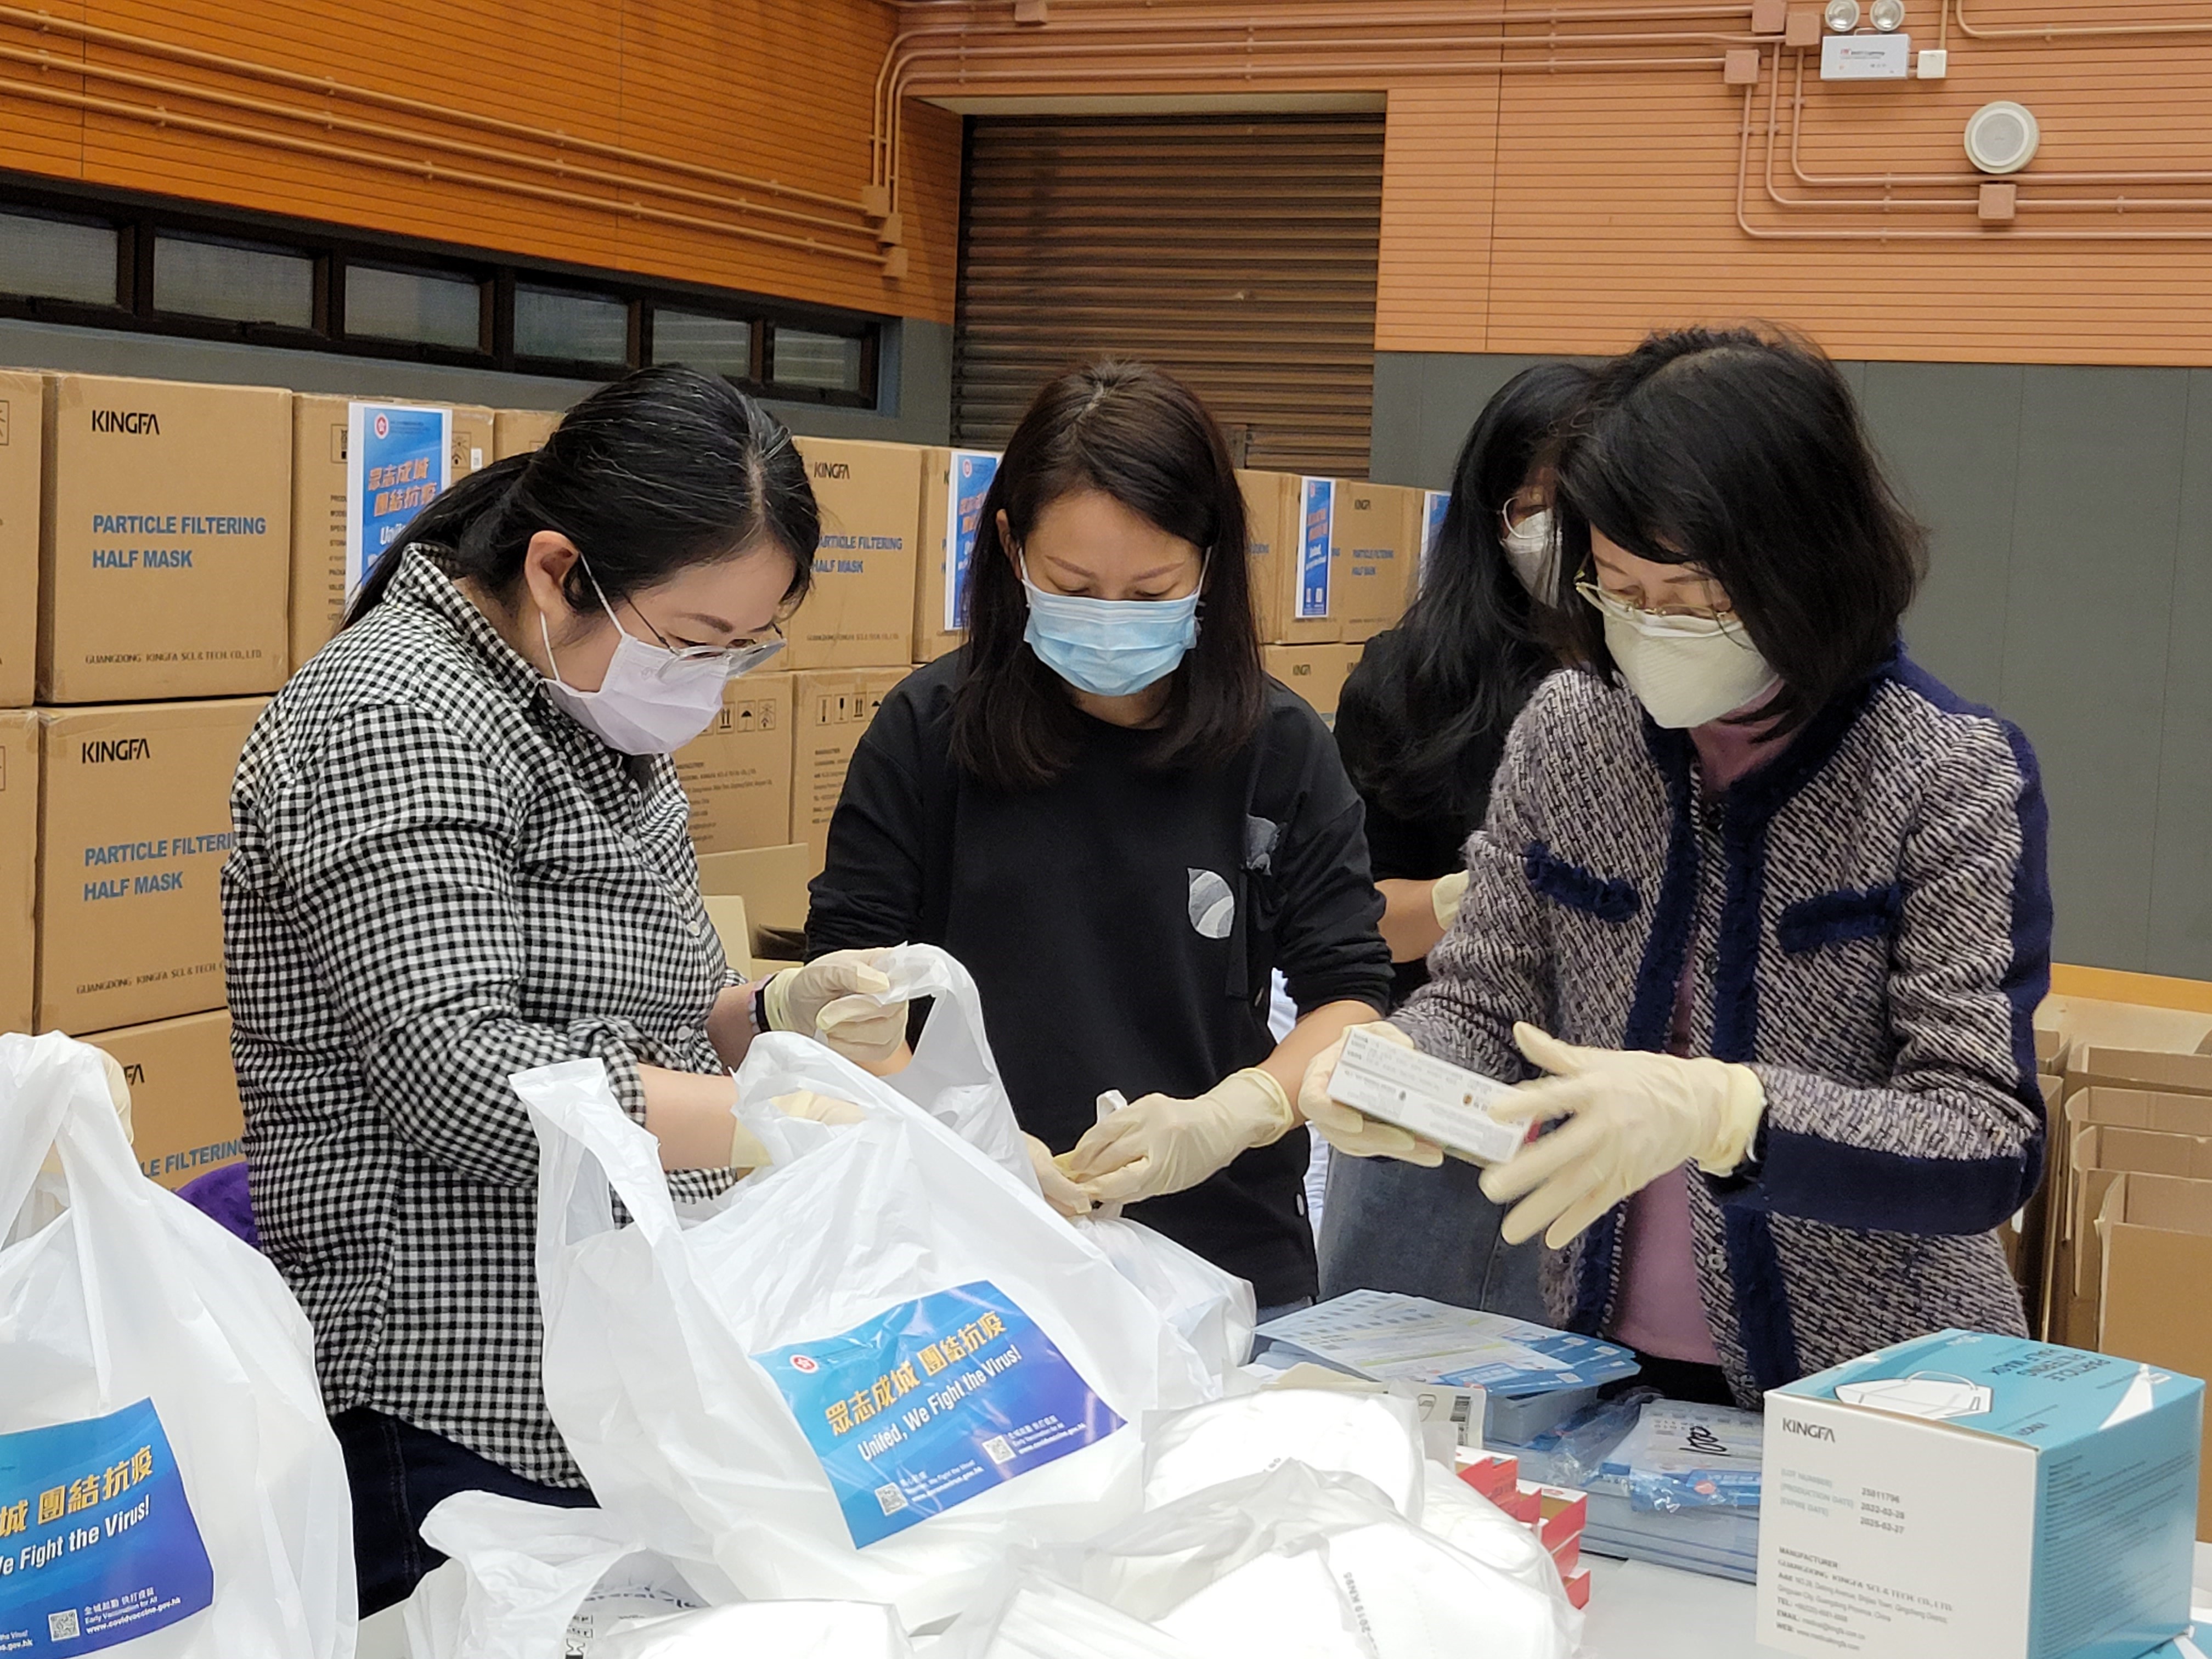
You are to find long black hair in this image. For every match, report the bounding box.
[950,361,1266,792]
[1550,324,1923,732]
[345,364,817,625]
[1347,362,1592,822]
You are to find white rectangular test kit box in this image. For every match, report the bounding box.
[1757,1329,2202,1659]
[1325,1028,1522,1164]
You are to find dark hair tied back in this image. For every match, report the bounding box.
[344,364,818,625]
[1549,323,1925,733]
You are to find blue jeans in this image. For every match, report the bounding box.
[334,1408,596,1616]
[1317,1151,1548,1320]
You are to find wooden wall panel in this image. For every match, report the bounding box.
[1380,0,2212,362]
[1374,78,1500,354]
[0,0,958,323]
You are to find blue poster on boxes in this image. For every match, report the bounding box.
[1419,490,1449,592]
[0,1399,213,1656]
[944,450,1000,632]
[346,402,453,603]
[1297,477,1334,621]
[755,1279,1122,1548]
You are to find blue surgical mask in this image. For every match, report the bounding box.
[1020,558,1202,698]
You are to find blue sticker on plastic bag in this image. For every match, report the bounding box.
[755,1279,1123,1548]
[0,1399,213,1656]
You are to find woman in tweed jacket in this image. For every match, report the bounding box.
[1303,326,2050,1407]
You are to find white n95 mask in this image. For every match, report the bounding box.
[1501,508,1559,600]
[539,561,765,754]
[1588,586,1780,730]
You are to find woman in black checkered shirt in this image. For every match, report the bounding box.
[224,366,910,1613]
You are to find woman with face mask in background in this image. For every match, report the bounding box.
[223,366,909,1612]
[1300,326,2050,1407]
[1318,362,1590,1317]
[806,362,1393,1321]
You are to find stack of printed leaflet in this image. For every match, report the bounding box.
[1499,1394,1764,1582]
[1252,1291,1640,1442]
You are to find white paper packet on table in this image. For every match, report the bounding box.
[520,1030,1216,1629]
[0,1032,356,1659]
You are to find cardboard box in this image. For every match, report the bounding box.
[0,369,41,707]
[1758,1328,2202,1658]
[289,397,494,672]
[1263,643,1361,725]
[2068,1123,2212,1301]
[1239,469,1343,646]
[35,698,264,1035]
[1333,482,1418,644]
[791,668,906,870]
[493,407,563,459]
[791,437,921,669]
[671,672,794,855]
[0,710,35,1034]
[702,893,752,979]
[81,1008,244,1190]
[2096,1171,2212,1541]
[915,448,998,663]
[39,375,291,703]
[696,842,814,940]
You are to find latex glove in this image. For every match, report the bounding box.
[761,950,907,1065]
[1065,1069,1297,1206]
[1431,868,1471,932]
[1296,1022,1444,1166]
[1025,1133,1096,1219]
[44,1051,133,1177]
[1478,1023,1765,1249]
[728,1088,872,1171]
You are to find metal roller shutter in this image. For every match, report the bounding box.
[954,112,1384,476]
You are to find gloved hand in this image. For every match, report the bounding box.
[1064,1069,1297,1206]
[1478,1023,1765,1249]
[1296,1022,1444,1166]
[728,1088,872,1171]
[761,950,908,1066]
[1431,868,1471,932]
[1025,1133,1096,1219]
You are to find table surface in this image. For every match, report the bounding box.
[359,1542,2212,1658]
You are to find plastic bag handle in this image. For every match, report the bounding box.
[516,1059,688,1249]
[0,1034,144,1231]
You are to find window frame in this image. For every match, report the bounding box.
[0,171,885,405]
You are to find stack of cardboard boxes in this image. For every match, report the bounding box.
[2031,982,2212,1539]
[6,374,1431,1183]
[3,366,554,1191]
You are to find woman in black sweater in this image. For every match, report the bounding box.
[1319,362,1591,1312]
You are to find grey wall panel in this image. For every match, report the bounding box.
[1863,360,2023,709]
[2147,367,2212,978]
[0,314,953,445]
[1373,347,2212,978]
[1370,354,1425,487]
[2003,365,2187,970]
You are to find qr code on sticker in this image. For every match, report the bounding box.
[982,1435,1015,1465]
[875,1483,908,1515]
[49,1610,81,1641]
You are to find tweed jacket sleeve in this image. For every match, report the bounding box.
[1390,700,1554,1082]
[1729,713,2050,1235]
[256,699,651,1188]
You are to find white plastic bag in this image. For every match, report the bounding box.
[1074,1219,1255,1382]
[861,946,1257,1379]
[0,1032,355,1659]
[400,1492,707,1659]
[592,1601,913,1658]
[521,1035,1215,1628]
[928,1575,1208,1659]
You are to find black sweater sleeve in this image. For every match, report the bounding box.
[1266,697,1394,1019]
[803,677,934,958]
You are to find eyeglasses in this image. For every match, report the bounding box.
[1499,492,1548,537]
[623,594,788,673]
[1574,574,1739,627]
